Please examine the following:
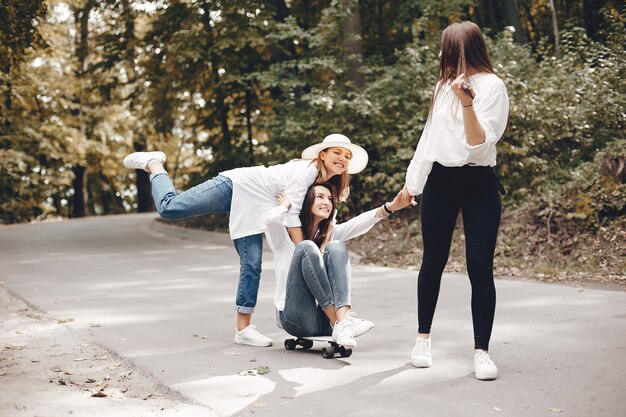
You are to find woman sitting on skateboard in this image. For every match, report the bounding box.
[265,183,414,348]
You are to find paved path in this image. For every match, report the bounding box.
[1,214,624,417]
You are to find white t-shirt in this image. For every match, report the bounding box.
[265,205,381,316]
[405,72,509,196]
[221,159,317,240]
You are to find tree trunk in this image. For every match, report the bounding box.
[2,62,10,129]
[201,3,233,170]
[342,0,364,89]
[71,0,94,218]
[583,0,605,40]
[211,57,232,162]
[549,0,560,54]
[133,138,154,212]
[500,0,528,43]
[120,0,153,213]
[71,166,89,217]
[245,86,254,164]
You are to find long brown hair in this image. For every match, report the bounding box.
[429,21,494,115]
[300,183,335,248]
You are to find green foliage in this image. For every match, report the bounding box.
[1,0,624,282]
[488,20,625,231]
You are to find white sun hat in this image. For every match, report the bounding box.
[301,133,369,174]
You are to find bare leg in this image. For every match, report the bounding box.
[147,159,166,174]
[236,312,251,332]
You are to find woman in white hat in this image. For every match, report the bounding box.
[122,134,368,348]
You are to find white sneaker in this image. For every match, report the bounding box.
[473,350,498,380]
[411,337,432,368]
[347,312,374,337]
[332,319,356,348]
[123,151,166,172]
[234,325,273,347]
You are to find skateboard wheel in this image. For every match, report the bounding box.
[339,347,352,357]
[303,340,314,349]
[321,347,334,359]
[284,339,297,350]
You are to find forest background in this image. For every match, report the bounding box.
[1,0,624,285]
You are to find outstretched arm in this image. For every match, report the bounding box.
[375,188,416,219]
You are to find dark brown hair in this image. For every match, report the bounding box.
[429,21,494,114]
[299,183,335,248]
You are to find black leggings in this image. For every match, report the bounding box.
[417,163,501,350]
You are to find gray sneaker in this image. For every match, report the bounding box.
[473,350,498,380]
[332,319,356,348]
[234,325,273,347]
[123,151,166,172]
[411,337,432,368]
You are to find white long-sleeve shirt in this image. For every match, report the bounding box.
[405,72,509,196]
[221,159,317,240]
[265,205,381,313]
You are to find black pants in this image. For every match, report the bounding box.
[417,163,501,350]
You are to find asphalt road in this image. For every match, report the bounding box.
[1,213,625,417]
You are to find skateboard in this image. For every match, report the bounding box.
[283,336,352,359]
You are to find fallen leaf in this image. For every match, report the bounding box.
[106,363,120,370]
[493,407,502,411]
[85,378,96,383]
[239,370,258,376]
[91,391,108,398]
[89,323,102,328]
[252,402,268,408]
[95,356,108,360]
[50,368,63,373]
[64,371,73,375]
[0,372,6,376]
[74,357,87,362]
[58,318,74,324]
[549,408,563,413]
[255,366,270,375]
[5,343,28,350]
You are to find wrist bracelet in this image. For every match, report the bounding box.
[463,103,473,108]
[383,202,393,215]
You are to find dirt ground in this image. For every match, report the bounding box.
[0,285,218,417]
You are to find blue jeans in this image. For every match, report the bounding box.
[280,240,350,337]
[150,172,263,314]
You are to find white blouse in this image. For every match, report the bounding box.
[405,72,509,196]
[265,205,381,314]
[221,159,317,240]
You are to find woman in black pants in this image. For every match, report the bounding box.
[402,21,509,380]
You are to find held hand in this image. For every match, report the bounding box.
[388,188,415,212]
[451,73,474,106]
[275,192,291,208]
